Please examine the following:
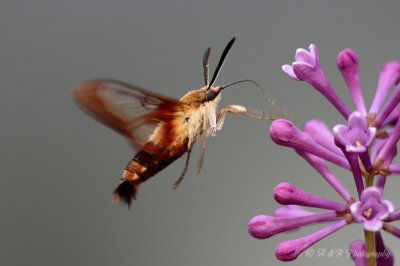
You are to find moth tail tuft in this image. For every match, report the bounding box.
[113,180,138,208]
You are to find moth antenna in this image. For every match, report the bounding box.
[207,37,236,89]
[203,47,211,85]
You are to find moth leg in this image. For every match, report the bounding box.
[216,105,274,130]
[172,149,192,190]
[197,135,207,175]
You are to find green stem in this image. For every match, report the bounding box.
[365,173,374,187]
[364,230,376,266]
[363,165,376,266]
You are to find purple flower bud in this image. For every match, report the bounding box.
[337,48,358,71]
[388,163,400,174]
[375,84,400,127]
[375,140,396,191]
[271,206,326,234]
[371,138,388,162]
[337,49,366,115]
[270,119,350,170]
[375,116,400,165]
[382,107,400,127]
[348,240,367,266]
[248,211,339,239]
[340,152,364,198]
[274,182,347,211]
[370,61,400,114]
[304,119,342,155]
[387,210,400,222]
[350,187,394,232]
[388,164,400,174]
[275,220,348,261]
[273,205,314,218]
[282,44,350,118]
[375,232,394,266]
[296,151,352,201]
[383,223,400,238]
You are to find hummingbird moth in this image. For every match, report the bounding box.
[74,37,282,207]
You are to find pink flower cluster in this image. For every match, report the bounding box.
[248,44,400,265]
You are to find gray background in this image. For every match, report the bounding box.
[2,1,400,265]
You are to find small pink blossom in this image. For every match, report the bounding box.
[350,187,394,232]
[333,111,376,153]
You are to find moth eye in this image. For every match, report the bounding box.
[205,90,217,102]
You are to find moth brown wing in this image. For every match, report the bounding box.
[73,79,185,149]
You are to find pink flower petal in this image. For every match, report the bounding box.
[282,64,299,80]
[295,48,315,67]
[309,44,319,67]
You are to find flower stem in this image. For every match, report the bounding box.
[365,173,374,187]
[364,230,376,266]
[364,167,376,266]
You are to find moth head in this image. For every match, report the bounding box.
[204,86,223,103]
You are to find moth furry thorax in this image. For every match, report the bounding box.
[179,86,222,149]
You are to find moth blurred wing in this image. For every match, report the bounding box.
[73,79,184,148]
